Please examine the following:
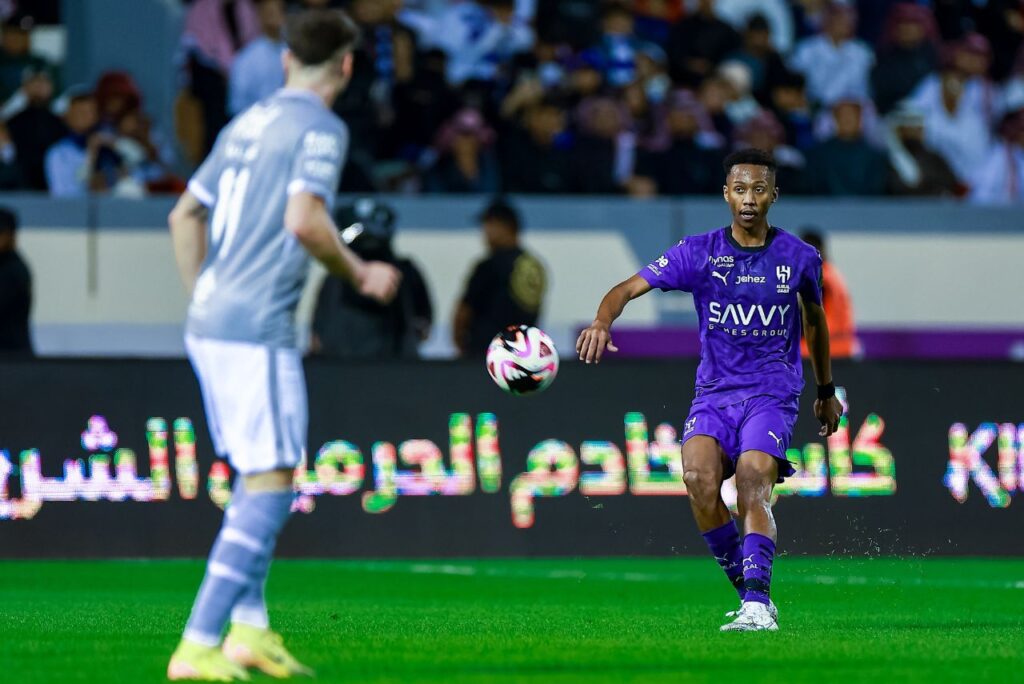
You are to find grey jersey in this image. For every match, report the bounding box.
[185,89,348,348]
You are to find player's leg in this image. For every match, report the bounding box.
[720,450,780,632]
[220,469,312,678]
[734,451,780,605]
[681,404,744,598]
[225,479,270,632]
[170,336,254,681]
[179,467,295,647]
[171,339,308,679]
[219,346,312,678]
[720,397,796,632]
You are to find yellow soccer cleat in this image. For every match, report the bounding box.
[168,639,251,681]
[222,624,315,679]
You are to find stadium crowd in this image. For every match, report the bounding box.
[1,0,1023,202]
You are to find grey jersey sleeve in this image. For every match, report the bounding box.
[286,120,348,209]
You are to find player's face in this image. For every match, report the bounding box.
[723,164,777,229]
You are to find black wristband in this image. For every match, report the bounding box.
[817,382,836,400]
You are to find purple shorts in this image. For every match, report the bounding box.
[682,394,798,483]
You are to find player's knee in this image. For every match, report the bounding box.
[243,468,295,494]
[683,468,719,502]
[736,453,776,486]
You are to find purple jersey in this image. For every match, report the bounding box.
[639,227,822,406]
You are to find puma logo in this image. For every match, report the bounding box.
[768,430,784,451]
[712,271,729,285]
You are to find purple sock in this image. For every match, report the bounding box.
[702,520,744,597]
[741,533,776,605]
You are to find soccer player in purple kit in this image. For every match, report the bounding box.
[576,149,843,632]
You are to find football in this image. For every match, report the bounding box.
[485,324,559,395]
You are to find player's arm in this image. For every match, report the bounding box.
[284,191,400,304]
[576,274,651,364]
[168,190,209,296]
[801,299,842,436]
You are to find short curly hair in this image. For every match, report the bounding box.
[723,148,777,177]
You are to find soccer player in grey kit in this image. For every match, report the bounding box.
[577,149,843,632]
[167,9,400,679]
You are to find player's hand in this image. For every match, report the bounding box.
[357,261,402,304]
[814,395,843,437]
[576,322,618,364]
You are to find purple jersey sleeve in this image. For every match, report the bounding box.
[637,239,697,292]
[799,248,824,306]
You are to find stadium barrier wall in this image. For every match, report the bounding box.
[6,195,1024,358]
[1,359,1021,558]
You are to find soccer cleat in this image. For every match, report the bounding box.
[223,623,314,678]
[720,601,780,632]
[726,598,778,623]
[168,639,251,681]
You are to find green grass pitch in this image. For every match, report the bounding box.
[2,558,1022,683]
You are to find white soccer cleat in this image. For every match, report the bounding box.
[726,598,778,623]
[720,601,779,632]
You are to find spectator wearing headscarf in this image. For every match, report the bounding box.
[180,0,260,154]
[715,60,761,128]
[883,103,960,197]
[424,108,501,193]
[947,32,999,123]
[969,107,1024,205]
[871,4,941,114]
[93,71,181,195]
[95,71,142,131]
[906,36,996,184]
[788,3,874,107]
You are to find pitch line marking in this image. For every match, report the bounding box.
[347,561,1024,591]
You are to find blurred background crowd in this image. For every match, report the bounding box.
[3,0,1024,203]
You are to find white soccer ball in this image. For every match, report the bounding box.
[485,325,559,395]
